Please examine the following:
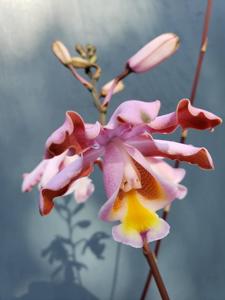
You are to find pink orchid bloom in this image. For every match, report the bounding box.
[127,33,180,73]
[24,99,221,247]
[22,151,95,205]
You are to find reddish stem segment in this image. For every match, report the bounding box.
[142,240,170,300]
[102,68,131,107]
[140,1,213,299]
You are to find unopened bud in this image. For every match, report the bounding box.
[69,57,92,68]
[101,79,124,97]
[86,44,96,57]
[52,41,71,65]
[75,44,87,58]
[127,33,180,73]
[89,54,97,64]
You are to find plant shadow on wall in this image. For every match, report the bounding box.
[12,197,110,300]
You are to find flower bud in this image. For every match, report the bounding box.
[101,79,124,97]
[89,54,97,64]
[69,57,91,68]
[52,41,72,65]
[75,44,87,58]
[127,33,180,73]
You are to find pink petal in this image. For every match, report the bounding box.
[40,152,67,187]
[149,112,177,134]
[98,143,124,221]
[112,217,170,247]
[146,218,170,243]
[127,33,180,73]
[45,111,88,159]
[22,160,48,192]
[107,100,161,128]
[112,224,143,248]
[85,122,101,140]
[152,139,214,169]
[147,157,185,184]
[128,136,214,169]
[177,98,222,130]
[176,184,188,199]
[103,143,124,198]
[147,157,187,199]
[150,98,222,133]
[39,148,102,215]
[66,176,95,203]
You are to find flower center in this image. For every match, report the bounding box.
[120,152,141,192]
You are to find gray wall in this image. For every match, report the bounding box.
[0,0,224,299]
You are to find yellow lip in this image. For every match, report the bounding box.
[122,190,160,233]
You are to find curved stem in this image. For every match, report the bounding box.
[102,68,131,107]
[92,85,107,124]
[69,64,107,123]
[140,1,213,298]
[89,77,107,124]
[68,65,92,91]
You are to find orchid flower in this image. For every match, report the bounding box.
[23,99,221,247]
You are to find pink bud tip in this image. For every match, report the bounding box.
[127,33,180,73]
[52,40,72,65]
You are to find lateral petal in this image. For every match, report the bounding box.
[45,111,89,159]
[128,136,214,169]
[150,98,222,133]
[22,160,48,192]
[39,148,102,215]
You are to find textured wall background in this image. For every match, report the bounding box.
[0,0,224,299]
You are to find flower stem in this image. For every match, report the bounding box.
[68,65,92,91]
[142,240,170,300]
[102,68,131,107]
[68,64,107,124]
[90,78,107,124]
[140,1,213,298]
